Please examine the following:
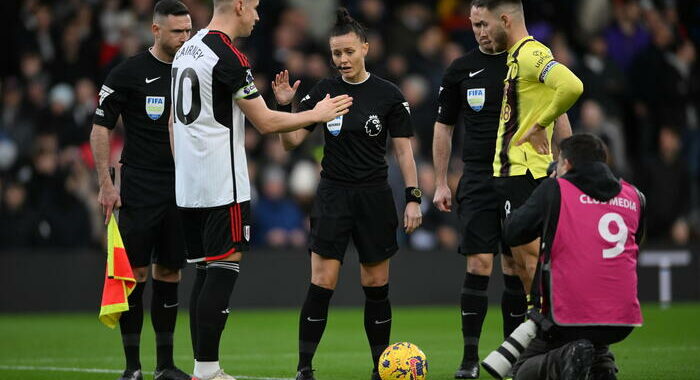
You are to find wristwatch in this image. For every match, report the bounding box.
[405,187,423,204]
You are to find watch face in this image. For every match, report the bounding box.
[411,188,422,198]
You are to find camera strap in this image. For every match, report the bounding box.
[530,180,556,313]
[526,181,558,336]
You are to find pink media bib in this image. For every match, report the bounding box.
[548,178,643,326]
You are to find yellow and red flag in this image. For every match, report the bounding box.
[98,214,136,328]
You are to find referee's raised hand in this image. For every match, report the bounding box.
[271,70,300,106]
[98,180,121,225]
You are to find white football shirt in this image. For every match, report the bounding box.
[172,29,259,208]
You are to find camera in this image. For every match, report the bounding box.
[481,319,538,379]
[481,310,555,379]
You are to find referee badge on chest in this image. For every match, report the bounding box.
[145,96,165,120]
[467,88,485,112]
[326,115,343,136]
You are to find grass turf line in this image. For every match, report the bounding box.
[1,304,698,379]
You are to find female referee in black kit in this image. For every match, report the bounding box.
[272,8,422,380]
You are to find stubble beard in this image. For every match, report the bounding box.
[493,27,508,52]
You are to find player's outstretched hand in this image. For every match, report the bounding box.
[271,69,300,106]
[404,202,422,234]
[98,181,122,225]
[313,93,353,123]
[433,183,452,212]
[516,124,550,155]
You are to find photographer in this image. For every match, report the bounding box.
[503,134,646,380]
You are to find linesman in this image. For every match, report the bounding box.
[90,1,192,379]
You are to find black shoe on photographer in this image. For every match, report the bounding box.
[454,361,479,379]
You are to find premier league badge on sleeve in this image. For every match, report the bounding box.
[145,96,165,120]
[467,88,486,112]
[326,115,343,136]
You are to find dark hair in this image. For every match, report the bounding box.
[471,0,522,10]
[559,134,608,168]
[330,8,367,42]
[154,0,190,17]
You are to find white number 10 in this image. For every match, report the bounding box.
[597,212,628,258]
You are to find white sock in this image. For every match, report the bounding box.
[194,361,220,379]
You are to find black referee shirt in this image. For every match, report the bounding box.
[93,50,174,207]
[437,48,507,170]
[298,74,413,186]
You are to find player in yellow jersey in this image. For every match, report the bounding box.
[471,0,583,296]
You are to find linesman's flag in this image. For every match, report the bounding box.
[98,214,135,328]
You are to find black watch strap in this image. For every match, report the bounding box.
[405,187,422,204]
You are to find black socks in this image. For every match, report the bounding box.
[190,263,207,356]
[501,274,527,339]
[194,261,240,361]
[460,273,489,363]
[151,279,179,370]
[297,283,392,372]
[297,283,334,370]
[363,284,391,371]
[120,282,145,371]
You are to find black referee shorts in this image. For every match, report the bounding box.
[118,202,186,269]
[456,168,501,255]
[494,170,544,253]
[309,179,399,264]
[179,201,251,263]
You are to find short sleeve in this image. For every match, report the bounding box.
[436,63,462,126]
[387,91,413,138]
[93,64,129,129]
[216,62,259,100]
[298,80,326,131]
[518,45,558,83]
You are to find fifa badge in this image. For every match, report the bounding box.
[145,96,165,120]
[467,88,486,112]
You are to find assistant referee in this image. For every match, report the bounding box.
[90,1,192,379]
[432,4,529,378]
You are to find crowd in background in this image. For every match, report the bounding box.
[0,0,698,251]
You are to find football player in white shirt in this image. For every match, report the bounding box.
[171,1,352,379]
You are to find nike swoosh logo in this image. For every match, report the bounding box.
[462,311,478,316]
[307,317,325,322]
[374,319,392,325]
[163,303,179,309]
[510,312,527,318]
[145,77,161,83]
[221,308,230,314]
[469,69,485,78]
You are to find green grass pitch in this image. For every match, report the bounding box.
[1,304,699,379]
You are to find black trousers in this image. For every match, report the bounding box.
[513,326,634,380]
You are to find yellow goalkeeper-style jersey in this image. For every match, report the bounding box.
[493,36,583,178]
